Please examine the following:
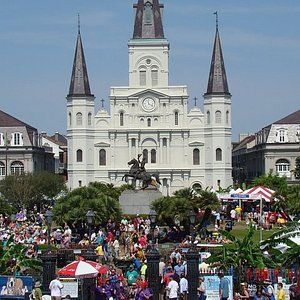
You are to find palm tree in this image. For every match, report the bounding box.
[207,225,276,285]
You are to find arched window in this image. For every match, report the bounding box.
[275,159,290,175]
[69,112,72,126]
[0,162,5,176]
[151,70,158,86]
[175,111,179,125]
[76,112,82,126]
[216,148,222,161]
[151,149,156,163]
[207,111,211,124]
[140,70,146,86]
[193,149,200,165]
[120,112,124,126]
[163,178,168,187]
[226,111,229,124]
[99,149,106,166]
[11,161,24,175]
[215,111,221,124]
[88,113,92,126]
[76,149,83,162]
[131,138,136,147]
[147,118,151,127]
[162,138,167,147]
[143,149,148,163]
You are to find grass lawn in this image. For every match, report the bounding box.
[230,221,278,243]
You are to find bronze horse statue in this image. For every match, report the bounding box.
[122,158,161,189]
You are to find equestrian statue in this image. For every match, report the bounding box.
[122,154,161,189]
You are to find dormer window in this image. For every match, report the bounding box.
[11,132,23,146]
[276,129,287,143]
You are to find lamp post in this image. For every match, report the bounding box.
[45,210,53,250]
[146,209,160,300]
[40,209,56,294]
[186,209,200,300]
[86,210,95,246]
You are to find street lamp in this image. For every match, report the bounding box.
[186,208,200,300]
[146,209,160,300]
[86,210,95,246]
[45,210,53,250]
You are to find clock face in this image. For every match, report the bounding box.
[142,98,156,112]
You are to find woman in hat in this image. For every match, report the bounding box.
[30,281,42,300]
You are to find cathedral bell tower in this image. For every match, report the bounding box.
[128,0,170,88]
[66,18,95,188]
[203,14,232,189]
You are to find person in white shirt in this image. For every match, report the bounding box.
[167,276,179,300]
[49,276,63,300]
[179,274,188,300]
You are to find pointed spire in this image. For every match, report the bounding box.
[205,13,230,96]
[68,17,93,98]
[133,0,165,39]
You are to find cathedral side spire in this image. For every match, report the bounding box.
[68,19,93,97]
[205,13,230,96]
[133,0,165,39]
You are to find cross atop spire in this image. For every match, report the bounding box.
[205,13,230,96]
[77,13,80,34]
[133,0,165,39]
[68,18,93,98]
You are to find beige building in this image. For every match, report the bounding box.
[0,110,54,177]
[67,0,233,194]
[233,110,300,184]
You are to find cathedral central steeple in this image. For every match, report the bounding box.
[133,0,165,39]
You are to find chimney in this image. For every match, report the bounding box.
[55,132,59,142]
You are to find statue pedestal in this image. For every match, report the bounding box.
[119,188,162,215]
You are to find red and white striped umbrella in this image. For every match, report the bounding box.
[58,260,99,279]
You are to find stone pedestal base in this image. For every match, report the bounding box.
[119,188,163,215]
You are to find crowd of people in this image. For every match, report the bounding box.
[0,208,299,300]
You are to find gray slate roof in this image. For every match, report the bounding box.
[205,28,230,96]
[274,110,300,124]
[0,110,36,131]
[133,0,165,39]
[68,30,93,97]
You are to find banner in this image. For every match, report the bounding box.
[60,278,79,298]
[0,276,33,298]
[204,275,233,300]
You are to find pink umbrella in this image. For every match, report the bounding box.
[58,259,99,279]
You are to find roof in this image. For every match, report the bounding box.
[46,133,67,147]
[232,135,255,152]
[0,110,36,131]
[274,109,300,125]
[68,30,93,97]
[133,0,165,39]
[205,28,230,96]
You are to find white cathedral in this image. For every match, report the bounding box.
[67,0,232,195]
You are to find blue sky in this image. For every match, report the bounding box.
[1,0,300,139]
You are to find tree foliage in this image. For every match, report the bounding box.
[207,225,276,284]
[0,172,66,213]
[253,170,288,194]
[0,236,42,275]
[261,221,300,267]
[294,157,300,179]
[52,182,132,228]
[151,187,220,227]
